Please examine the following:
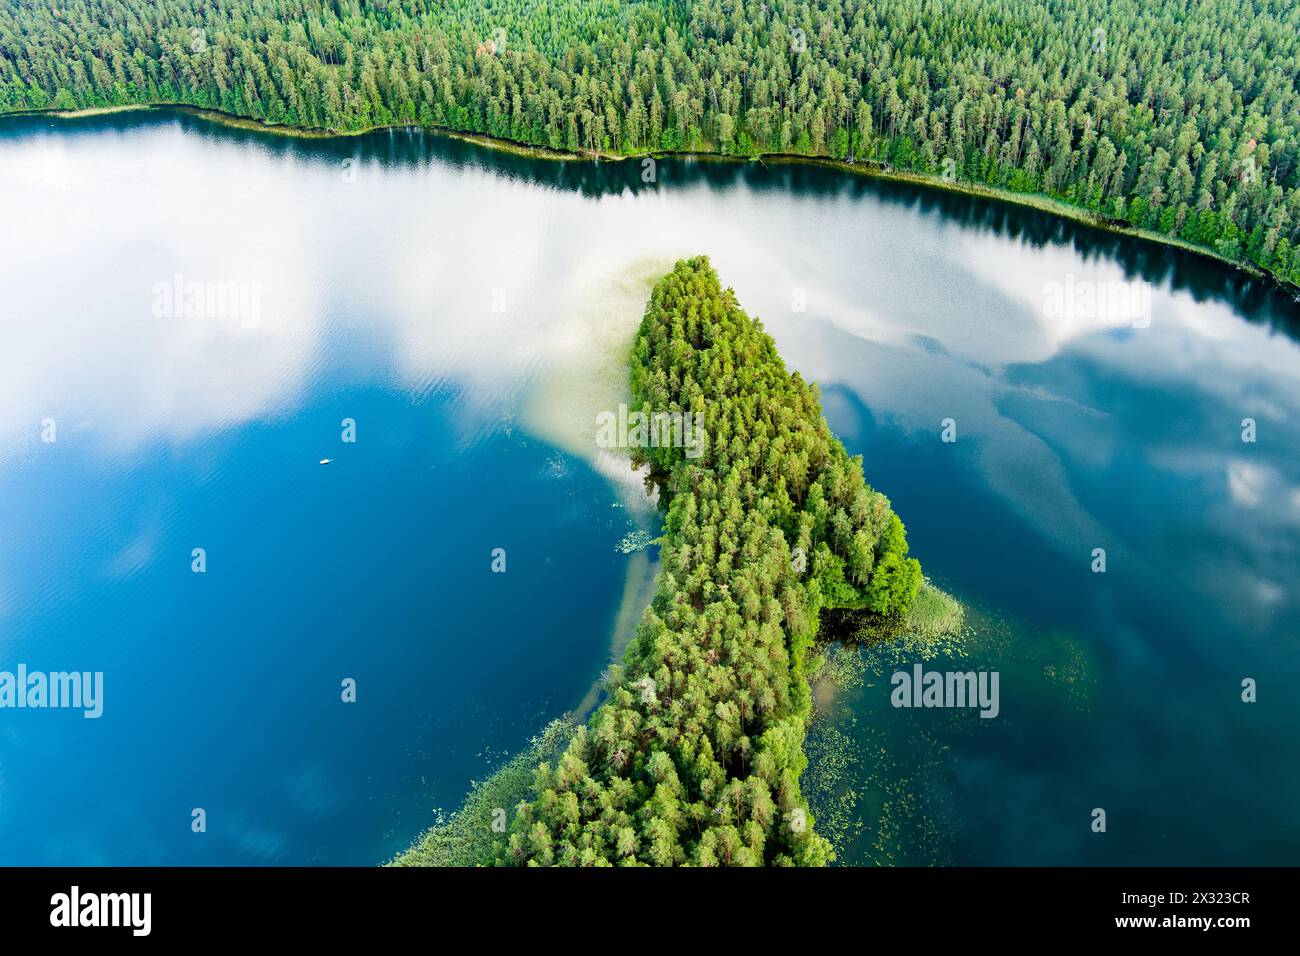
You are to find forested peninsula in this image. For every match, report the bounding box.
[394,257,925,866]
[4,1,1300,289]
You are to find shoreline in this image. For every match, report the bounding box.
[7,103,1297,297]
[570,547,660,720]
[3,103,585,158]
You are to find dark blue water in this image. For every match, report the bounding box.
[3,381,637,863]
[1,109,1297,865]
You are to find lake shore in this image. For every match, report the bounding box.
[9,102,1296,296]
[5,103,585,158]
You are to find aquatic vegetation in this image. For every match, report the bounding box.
[501,257,923,866]
[817,580,965,655]
[615,529,656,554]
[800,718,867,857]
[804,708,957,866]
[1039,632,1097,714]
[801,581,968,862]
[905,581,965,641]
[389,717,576,867]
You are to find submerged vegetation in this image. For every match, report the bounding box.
[390,717,576,868]
[494,257,922,866]
[3,1,1300,286]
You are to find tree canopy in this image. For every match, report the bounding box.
[500,257,920,866]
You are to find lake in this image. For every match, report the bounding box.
[1,110,1296,865]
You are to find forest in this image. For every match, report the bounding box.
[2,0,1299,286]
[495,256,921,865]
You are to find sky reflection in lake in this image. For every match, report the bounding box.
[0,111,1296,864]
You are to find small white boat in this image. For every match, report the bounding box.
[319,458,332,465]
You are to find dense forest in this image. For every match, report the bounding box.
[496,257,921,865]
[3,0,1300,285]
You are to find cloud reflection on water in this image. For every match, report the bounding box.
[2,111,1297,641]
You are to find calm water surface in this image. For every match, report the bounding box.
[0,111,1296,865]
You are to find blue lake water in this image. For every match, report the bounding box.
[1,110,1297,864]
